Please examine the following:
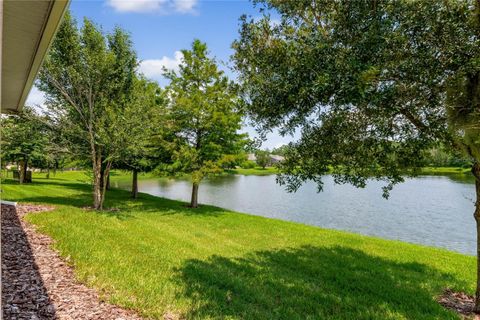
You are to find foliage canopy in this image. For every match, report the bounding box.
[233,0,479,195]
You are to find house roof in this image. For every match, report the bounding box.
[269,155,285,161]
[1,0,69,114]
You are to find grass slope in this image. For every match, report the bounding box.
[0,172,474,319]
[225,167,278,176]
[420,167,471,175]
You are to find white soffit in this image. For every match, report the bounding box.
[1,0,69,114]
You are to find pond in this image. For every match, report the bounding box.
[114,173,476,255]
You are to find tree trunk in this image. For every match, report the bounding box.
[18,160,25,184]
[99,161,112,210]
[106,172,110,190]
[132,169,138,199]
[99,166,111,190]
[472,0,480,309]
[23,158,28,183]
[100,167,105,190]
[92,157,103,210]
[190,183,199,208]
[473,163,480,312]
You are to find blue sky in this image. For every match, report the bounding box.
[27,0,297,149]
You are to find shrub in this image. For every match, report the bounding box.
[240,161,256,169]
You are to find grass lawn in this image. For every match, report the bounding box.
[229,166,471,177]
[0,171,475,319]
[226,167,278,176]
[419,167,471,175]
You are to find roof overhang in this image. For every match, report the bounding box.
[1,0,69,114]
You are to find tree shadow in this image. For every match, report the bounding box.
[130,195,228,217]
[176,245,462,319]
[7,181,226,219]
[1,204,56,319]
[1,178,90,189]
[15,196,92,208]
[2,178,93,207]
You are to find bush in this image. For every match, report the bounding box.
[427,147,471,168]
[255,150,270,169]
[240,161,256,169]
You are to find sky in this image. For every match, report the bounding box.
[26,0,298,149]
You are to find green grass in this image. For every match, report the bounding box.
[419,166,471,175]
[226,167,278,176]
[230,165,471,177]
[0,172,475,319]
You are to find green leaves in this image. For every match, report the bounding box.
[38,11,140,164]
[37,11,143,208]
[233,0,480,194]
[163,40,245,183]
[1,107,50,167]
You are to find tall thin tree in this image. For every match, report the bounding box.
[38,12,138,209]
[163,40,245,208]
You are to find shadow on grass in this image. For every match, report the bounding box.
[110,192,228,217]
[176,245,461,320]
[15,196,91,208]
[1,178,91,190]
[5,178,226,218]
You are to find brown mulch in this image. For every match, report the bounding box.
[438,288,480,319]
[1,203,144,320]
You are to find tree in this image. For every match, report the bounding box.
[426,146,470,168]
[255,150,270,169]
[233,0,480,309]
[1,106,48,183]
[218,154,244,169]
[163,39,245,208]
[272,144,290,157]
[38,12,138,209]
[116,77,167,199]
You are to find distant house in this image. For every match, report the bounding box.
[247,153,284,165]
[269,155,285,164]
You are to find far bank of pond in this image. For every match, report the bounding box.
[113,172,476,255]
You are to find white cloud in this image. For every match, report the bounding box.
[106,0,197,14]
[173,0,196,13]
[139,51,184,79]
[107,0,164,13]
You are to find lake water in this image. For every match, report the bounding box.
[114,174,476,255]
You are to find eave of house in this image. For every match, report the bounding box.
[1,0,69,114]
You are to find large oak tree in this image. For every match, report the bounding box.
[233,0,480,309]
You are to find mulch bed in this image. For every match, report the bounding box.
[438,288,480,319]
[1,203,144,320]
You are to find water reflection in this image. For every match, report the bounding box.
[424,172,474,184]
